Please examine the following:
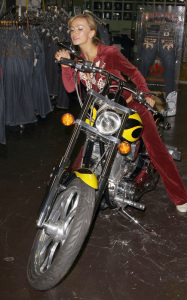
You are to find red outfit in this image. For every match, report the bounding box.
[61,44,187,206]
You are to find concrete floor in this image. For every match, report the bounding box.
[0,85,187,300]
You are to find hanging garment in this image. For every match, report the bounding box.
[3,29,37,126]
[140,27,176,97]
[41,34,59,96]
[37,11,72,108]
[31,28,52,117]
[1,26,52,132]
[56,64,72,109]
[0,33,6,144]
[97,24,110,46]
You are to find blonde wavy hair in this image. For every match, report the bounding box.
[68,14,101,45]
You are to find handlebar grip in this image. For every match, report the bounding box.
[56,58,77,67]
[134,94,158,115]
[144,102,158,114]
[57,41,85,61]
[56,58,95,72]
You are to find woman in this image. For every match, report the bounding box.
[55,14,187,213]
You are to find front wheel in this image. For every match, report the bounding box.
[27,178,95,291]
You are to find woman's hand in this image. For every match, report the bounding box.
[145,97,155,108]
[55,49,71,68]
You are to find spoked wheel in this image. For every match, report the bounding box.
[27,178,95,291]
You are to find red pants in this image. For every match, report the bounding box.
[128,99,187,206]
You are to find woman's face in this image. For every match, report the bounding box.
[69,18,95,47]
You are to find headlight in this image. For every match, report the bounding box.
[95,111,121,135]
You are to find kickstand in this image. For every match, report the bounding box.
[117,206,157,235]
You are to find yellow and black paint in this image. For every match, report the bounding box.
[122,112,143,143]
[74,168,98,189]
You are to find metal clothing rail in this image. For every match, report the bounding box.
[0,20,19,27]
[83,10,107,27]
[0,5,16,20]
[0,0,5,16]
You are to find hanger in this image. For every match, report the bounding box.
[83,10,107,27]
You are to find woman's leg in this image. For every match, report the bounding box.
[128,99,187,206]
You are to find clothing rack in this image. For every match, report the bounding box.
[0,0,5,16]
[83,10,107,27]
[46,6,70,19]
[0,18,41,36]
[60,7,70,19]
[0,20,19,27]
[0,15,52,144]
[46,6,70,18]
[0,5,72,140]
[0,5,16,20]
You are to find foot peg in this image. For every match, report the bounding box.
[114,196,145,211]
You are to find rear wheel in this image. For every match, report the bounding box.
[27,178,95,291]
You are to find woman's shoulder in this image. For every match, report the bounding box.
[98,43,120,56]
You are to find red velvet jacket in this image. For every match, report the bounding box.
[61,43,150,100]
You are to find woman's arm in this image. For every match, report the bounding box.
[112,47,155,106]
[55,49,76,93]
[113,47,149,92]
[61,66,76,93]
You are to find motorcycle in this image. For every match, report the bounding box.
[27,44,181,291]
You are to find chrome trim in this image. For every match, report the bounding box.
[87,89,133,114]
[75,119,120,144]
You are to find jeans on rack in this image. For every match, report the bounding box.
[0,63,5,144]
[140,34,176,97]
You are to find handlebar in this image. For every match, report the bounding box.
[57,42,85,61]
[56,56,159,114]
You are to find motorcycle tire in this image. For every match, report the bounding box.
[27,178,95,291]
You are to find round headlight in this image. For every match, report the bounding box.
[95,111,121,135]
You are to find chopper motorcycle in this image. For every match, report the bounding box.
[27,45,181,291]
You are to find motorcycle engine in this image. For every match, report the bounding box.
[91,140,141,203]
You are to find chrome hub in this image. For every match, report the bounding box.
[43,220,66,241]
